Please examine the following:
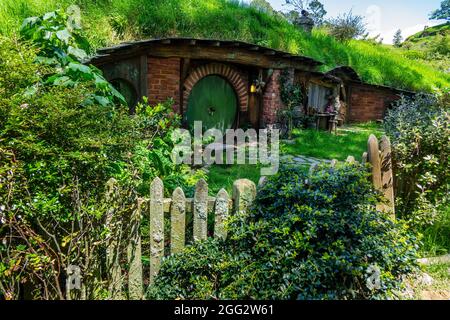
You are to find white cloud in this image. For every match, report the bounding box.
[381,21,442,44]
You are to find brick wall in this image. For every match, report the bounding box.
[348,83,400,122]
[261,69,294,127]
[148,57,181,112]
[261,70,281,126]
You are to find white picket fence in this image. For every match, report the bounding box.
[101,134,394,300]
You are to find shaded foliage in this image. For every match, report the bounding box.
[149,164,420,300]
[0,10,202,299]
[385,94,450,228]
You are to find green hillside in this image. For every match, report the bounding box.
[402,23,450,73]
[405,23,450,47]
[1,0,449,92]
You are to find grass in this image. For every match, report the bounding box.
[281,122,384,161]
[206,122,383,194]
[422,205,450,257]
[207,163,262,195]
[0,0,449,92]
[410,262,450,300]
[400,23,450,73]
[405,23,450,45]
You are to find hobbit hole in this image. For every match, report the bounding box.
[89,38,415,128]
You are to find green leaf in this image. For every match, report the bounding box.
[94,95,110,107]
[53,76,75,87]
[35,56,59,66]
[43,11,57,21]
[68,46,87,60]
[20,16,40,33]
[93,73,108,89]
[56,29,71,44]
[16,244,27,251]
[108,84,127,105]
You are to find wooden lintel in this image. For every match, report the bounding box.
[90,44,319,71]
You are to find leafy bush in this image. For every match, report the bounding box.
[325,10,367,42]
[149,164,420,300]
[278,69,304,138]
[421,205,450,256]
[147,239,234,299]
[0,10,201,299]
[384,94,450,228]
[130,98,207,197]
[19,7,125,107]
[0,35,139,299]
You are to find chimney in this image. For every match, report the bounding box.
[296,10,314,34]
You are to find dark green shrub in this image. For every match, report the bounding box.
[148,164,420,300]
[0,9,202,299]
[147,239,236,300]
[384,94,449,228]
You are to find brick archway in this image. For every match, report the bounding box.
[183,63,248,113]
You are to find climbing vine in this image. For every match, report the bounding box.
[278,69,304,138]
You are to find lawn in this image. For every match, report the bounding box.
[282,122,384,161]
[207,122,384,194]
[206,163,262,195]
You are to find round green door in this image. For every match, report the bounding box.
[186,75,238,133]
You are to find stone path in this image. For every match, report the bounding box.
[199,142,332,169]
[280,154,331,167]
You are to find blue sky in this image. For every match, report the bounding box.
[249,0,446,43]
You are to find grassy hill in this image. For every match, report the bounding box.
[402,23,450,73]
[1,0,449,92]
[404,23,450,48]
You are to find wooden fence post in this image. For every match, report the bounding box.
[368,134,382,191]
[367,134,396,218]
[214,188,229,240]
[127,198,143,300]
[171,187,186,254]
[149,177,164,285]
[380,135,395,218]
[105,178,123,300]
[330,159,338,168]
[233,179,257,215]
[346,156,355,164]
[193,179,208,242]
[361,152,368,165]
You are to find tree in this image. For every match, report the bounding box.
[284,10,300,24]
[430,0,450,21]
[285,0,310,11]
[285,0,327,25]
[326,10,367,42]
[308,0,327,25]
[393,29,403,47]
